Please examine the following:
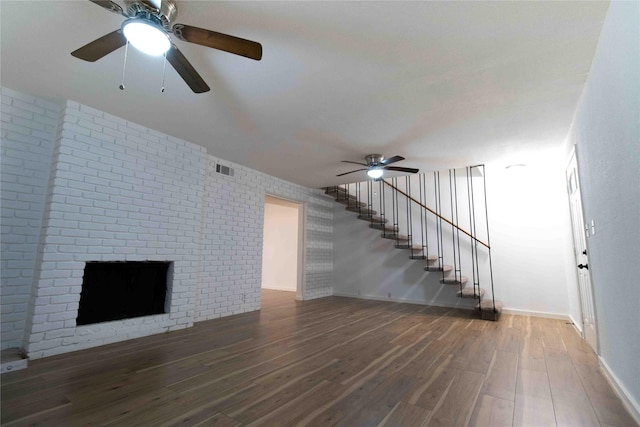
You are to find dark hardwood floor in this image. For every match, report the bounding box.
[1,290,637,426]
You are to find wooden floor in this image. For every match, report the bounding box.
[1,290,637,427]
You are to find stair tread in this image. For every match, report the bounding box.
[457,287,485,299]
[357,215,387,223]
[381,234,409,241]
[440,276,468,285]
[370,223,399,232]
[478,299,503,310]
[325,187,350,195]
[478,299,503,321]
[346,206,377,215]
[424,259,448,271]
[395,244,422,250]
[336,198,366,207]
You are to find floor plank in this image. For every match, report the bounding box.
[378,401,431,427]
[468,394,514,427]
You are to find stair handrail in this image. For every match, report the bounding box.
[381,179,490,249]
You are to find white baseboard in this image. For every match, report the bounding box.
[501,307,570,321]
[331,291,477,311]
[1,348,28,374]
[332,292,576,321]
[261,285,297,292]
[568,314,584,337]
[599,357,640,425]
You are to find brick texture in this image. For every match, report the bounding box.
[1,87,333,359]
[1,88,61,350]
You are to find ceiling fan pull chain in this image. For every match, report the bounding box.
[119,40,129,91]
[161,51,167,93]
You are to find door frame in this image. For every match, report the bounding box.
[262,194,306,300]
[566,147,598,353]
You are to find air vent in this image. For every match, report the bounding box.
[216,164,234,177]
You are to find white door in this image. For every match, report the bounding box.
[566,150,598,352]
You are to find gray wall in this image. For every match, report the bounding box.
[567,0,640,412]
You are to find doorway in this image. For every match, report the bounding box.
[566,149,598,353]
[262,195,304,299]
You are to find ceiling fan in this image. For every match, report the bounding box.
[71,0,262,93]
[337,154,419,179]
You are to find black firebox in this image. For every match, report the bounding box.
[77,261,170,325]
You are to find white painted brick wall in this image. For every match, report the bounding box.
[23,99,206,359]
[2,87,334,359]
[1,87,61,350]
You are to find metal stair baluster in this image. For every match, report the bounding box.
[468,166,481,302]
[380,179,386,237]
[453,168,463,290]
[448,170,458,284]
[419,173,426,259]
[406,176,413,255]
[479,164,497,313]
[435,171,444,278]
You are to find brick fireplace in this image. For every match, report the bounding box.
[21,99,206,358]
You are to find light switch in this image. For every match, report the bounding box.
[590,219,596,235]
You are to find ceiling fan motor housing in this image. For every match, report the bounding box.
[124,0,177,29]
[365,154,385,166]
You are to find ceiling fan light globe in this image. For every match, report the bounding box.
[122,20,171,56]
[367,169,384,179]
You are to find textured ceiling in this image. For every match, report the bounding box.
[1,1,609,187]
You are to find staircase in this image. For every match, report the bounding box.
[326,166,502,321]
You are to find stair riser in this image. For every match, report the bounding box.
[335,198,366,207]
[440,276,468,285]
[381,235,409,241]
[346,207,377,215]
[357,215,388,224]
[457,288,485,299]
[370,224,399,232]
[423,262,450,272]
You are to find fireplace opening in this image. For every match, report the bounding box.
[77,261,170,325]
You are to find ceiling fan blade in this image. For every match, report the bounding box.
[166,45,210,93]
[337,169,368,177]
[383,166,419,174]
[172,24,262,61]
[341,160,368,167]
[71,30,127,62]
[88,0,126,16]
[381,155,405,166]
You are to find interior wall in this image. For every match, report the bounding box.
[484,152,574,318]
[566,0,640,414]
[261,196,299,292]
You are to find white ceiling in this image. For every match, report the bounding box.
[1,1,608,188]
